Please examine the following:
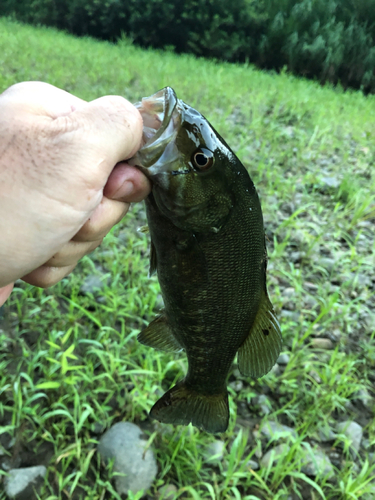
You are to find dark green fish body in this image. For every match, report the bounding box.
[130,88,281,433]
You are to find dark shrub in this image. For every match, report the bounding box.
[1,0,374,92]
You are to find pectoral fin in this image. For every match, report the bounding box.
[238,291,282,378]
[138,314,183,352]
[149,240,157,277]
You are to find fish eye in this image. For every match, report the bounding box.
[192,148,214,171]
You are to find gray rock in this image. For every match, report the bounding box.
[355,388,374,409]
[289,251,304,263]
[304,296,318,309]
[319,258,335,273]
[362,315,375,333]
[309,370,322,384]
[98,422,157,495]
[282,287,295,298]
[260,444,288,468]
[257,395,272,415]
[311,338,334,350]
[320,176,341,188]
[2,456,15,471]
[204,440,226,463]
[280,310,300,322]
[157,484,178,499]
[80,274,106,294]
[362,438,370,450]
[354,274,371,287]
[259,421,297,440]
[304,282,318,291]
[4,465,47,500]
[300,447,334,478]
[229,380,243,392]
[269,363,281,376]
[317,426,338,443]
[246,459,259,471]
[336,421,363,453]
[277,353,290,365]
[90,422,106,435]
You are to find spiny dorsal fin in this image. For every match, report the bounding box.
[238,291,282,378]
[138,313,183,353]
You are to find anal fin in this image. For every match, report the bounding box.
[138,313,183,353]
[238,291,282,378]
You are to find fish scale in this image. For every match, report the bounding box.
[129,87,282,433]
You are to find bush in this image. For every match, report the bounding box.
[258,0,375,92]
[1,0,375,92]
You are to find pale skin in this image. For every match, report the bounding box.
[0,82,151,306]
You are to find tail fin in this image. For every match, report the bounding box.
[150,381,229,434]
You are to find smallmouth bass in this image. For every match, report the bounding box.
[129,88,281,433]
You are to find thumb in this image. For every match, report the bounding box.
[59,95,144,184]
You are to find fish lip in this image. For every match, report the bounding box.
[129,87,182,175]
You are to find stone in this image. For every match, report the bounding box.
[300,447,334,478]
[98,422,157,495]
[355,388,374,409]
[289,251,304,263]
[304,282,318,291]
[90,422,106,435]
[246,459,259,471]
[204,440,226,464]
[319,258,335,273]
[362,438,370,450]
[362,315,375,333]
[259,421,297,440]
[269,364,281,376]
[282,287,295,298]
[260,444,288,468]
[309,370,322,384]
[277,353,290,365]
[157,484,178,499]
[4,465,47,500]
[80,274,106,294]
[304,296,318,309]
[257,395,272,415]
[317,426,337,443]
[336,421,363,452]
[311,338,334,350]
[229,380,243,392]
[320,176,341,188]
[280,310,300,322]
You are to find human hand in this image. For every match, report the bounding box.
[0,82,150,306]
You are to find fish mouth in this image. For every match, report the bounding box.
[129,87,183,177]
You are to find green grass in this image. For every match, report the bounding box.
[1,17,375,500]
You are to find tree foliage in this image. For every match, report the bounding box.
[1,0,375,92]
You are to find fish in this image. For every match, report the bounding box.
[129,87,282,434]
